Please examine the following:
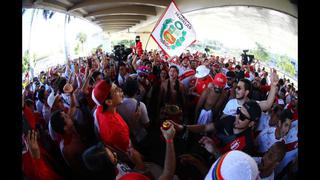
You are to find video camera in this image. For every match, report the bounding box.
[241,50,254,65]
[113,44,131,62]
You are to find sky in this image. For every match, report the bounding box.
[23,9,105,58]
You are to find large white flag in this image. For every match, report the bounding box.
[151,1,196,57]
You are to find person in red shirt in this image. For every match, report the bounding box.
[92,79,130,152]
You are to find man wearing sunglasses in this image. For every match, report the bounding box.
[172,100,262,156]
[223,69,279,117]
[195,73,228,125]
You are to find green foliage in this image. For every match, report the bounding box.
[275,55,296,77]
[111,40,135,48]
[251,42,270,62]
[74,43,80,55]
[75,32,87,55]
[76,32,87,44]
[22,51,30,74]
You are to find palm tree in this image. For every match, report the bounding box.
[76,32,87,56]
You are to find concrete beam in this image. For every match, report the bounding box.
[95,19,141,24]
[84,5,156,18]
[97,21,138,25]
[93,15,147,21]
[69,0,170,12]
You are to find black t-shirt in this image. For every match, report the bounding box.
[214,116,255,155]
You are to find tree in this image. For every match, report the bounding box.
[252,42,270,62]
[76,32,87,55]
[22,51,30,74]
[276,55,296,77]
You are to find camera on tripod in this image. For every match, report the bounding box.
[241,50,254,65]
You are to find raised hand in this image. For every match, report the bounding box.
[26,130,40,159]
[169,120,183,132]
[161,122,176,140]
[270,68,279,86]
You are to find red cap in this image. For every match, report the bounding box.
[212,73,227,88]
[118,172,150,180]
[92,80,112,105]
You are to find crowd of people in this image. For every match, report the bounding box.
[22,45,298,180]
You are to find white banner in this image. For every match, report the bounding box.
[151,1,196,57]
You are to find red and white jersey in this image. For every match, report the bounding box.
[179,69,195,89]
[255,127,284,154]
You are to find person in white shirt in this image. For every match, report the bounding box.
[253,141,287,180]
[255,109,292,154]
[256,104,283,133]
[117,78,150,147]
[222,69,279,117]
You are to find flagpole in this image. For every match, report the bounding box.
[144,33,152,52]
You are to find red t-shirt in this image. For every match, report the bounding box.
[95,106,130,152]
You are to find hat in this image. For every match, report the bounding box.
[242,100,262,122]
[118,172,149,180]
[212,73,227,88]
[205,150,258,180]
[195,65,210,78]
[92,80,112,106]
[47,91,59,108]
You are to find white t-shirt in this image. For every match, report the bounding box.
[256,112,271,132]
[117,98,150,143]
[223,99,241,116]
[255,127,284,153]
[253,157,275,180]
[275,120,298,175]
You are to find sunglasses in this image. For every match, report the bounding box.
[236,107,250,121]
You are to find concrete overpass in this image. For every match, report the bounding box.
[23,0,297,33]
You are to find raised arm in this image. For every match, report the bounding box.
[258,68,279,111]
[170,120,215,134]
[159,123,176,180]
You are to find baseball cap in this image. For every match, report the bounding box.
[195,65,210,78]
[205,150,258,180]
[92,80,112,106]
[212,73,227,88]
[242,100,262,122]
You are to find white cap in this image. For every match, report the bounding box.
[205,150,259,180]
[195,65,210,78]
[47,91,59,108]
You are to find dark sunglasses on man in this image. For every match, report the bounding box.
[236,107,251,121]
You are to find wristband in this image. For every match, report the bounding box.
[166,139,173,143]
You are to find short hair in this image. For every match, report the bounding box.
[50,110,66,135]
[278,79,285,86]
[260,78,267,85]
[91,71,102,82]
[239,79,252,92]
[254,72,259,77]
[235,65,241,70]
[57,78,67,93]
[279,109,293,124]
[123,78,139,97]
[169,65,179,74]
[225,63,229,68]
[82,142,117,179]
[270,141,287,162]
